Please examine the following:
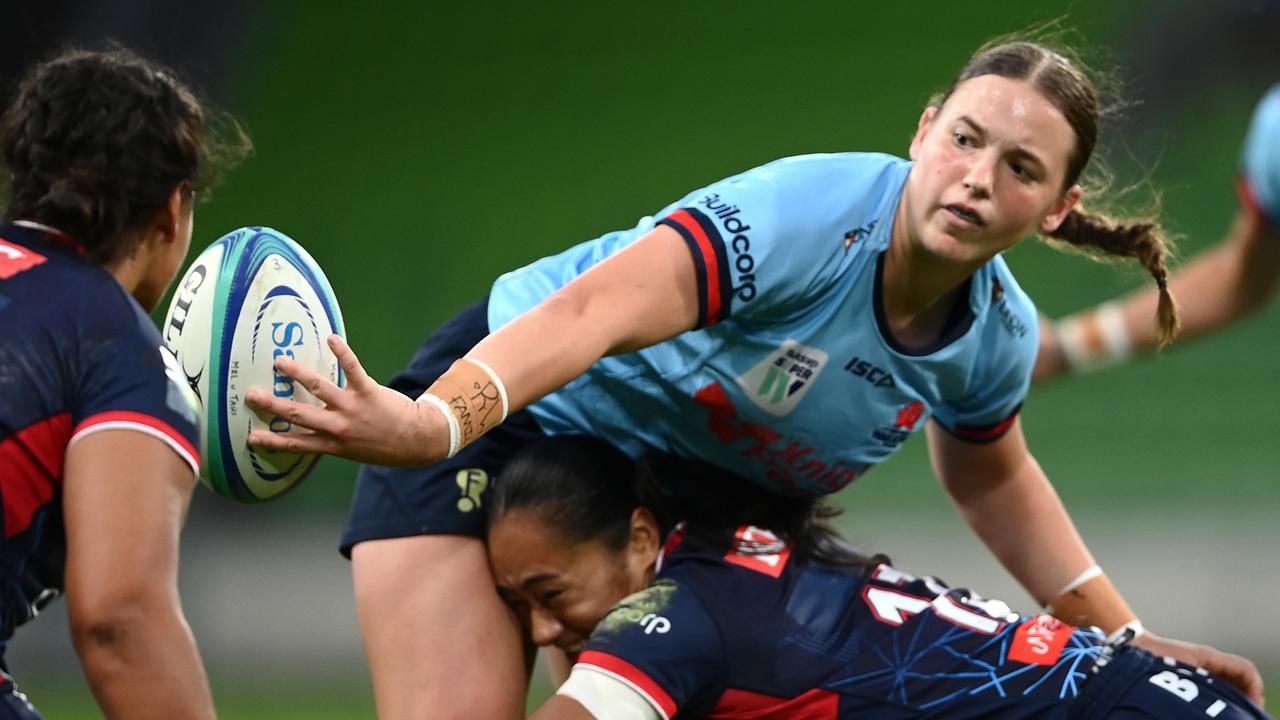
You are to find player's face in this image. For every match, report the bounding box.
[903,74,1082,265]
[489,510,655,656]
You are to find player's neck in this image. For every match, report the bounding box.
[883,207,975,349]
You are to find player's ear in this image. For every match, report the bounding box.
[153,182,191,245]
[626,507,661,585]
[909,106,938,160]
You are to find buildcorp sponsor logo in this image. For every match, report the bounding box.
[698,193,758,302]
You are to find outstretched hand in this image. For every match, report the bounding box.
[1130,632,1265,707]
[246,334,445,467]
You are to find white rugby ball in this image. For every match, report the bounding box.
[162,227,345,502]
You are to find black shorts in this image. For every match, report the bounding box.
[339,299,548,556]
[1072,644,1269,719]
[0,669,41,720]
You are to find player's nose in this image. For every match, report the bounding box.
[529,608,564,647]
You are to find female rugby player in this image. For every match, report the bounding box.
[0,48,248,718]
[489,436,1270,720]
[1035,84,1280,379]
[246,39,1265,717]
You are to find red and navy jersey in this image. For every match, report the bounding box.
[577,526,1106,719]
[0,222,200,642]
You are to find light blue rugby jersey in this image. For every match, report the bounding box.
[488,153,1039,496]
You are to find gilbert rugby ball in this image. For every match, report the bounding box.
[161,227,345,502]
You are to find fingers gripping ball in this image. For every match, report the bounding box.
[1240,83,1280,225]
[162,227,346,502]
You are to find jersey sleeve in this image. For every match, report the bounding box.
[70,300,202,475]
[931,267,1038,443]
[655,154,904,328]
[575,579,726,719]
[1239,83,1280,225]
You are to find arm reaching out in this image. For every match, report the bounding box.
[247,225,699,465]
[1035,84,1280,383]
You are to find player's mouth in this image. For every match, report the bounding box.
[944,204,985,227]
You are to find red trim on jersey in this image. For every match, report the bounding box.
[711,686,839,719]
[666,209,724,324]
[1,413,72,538]
[948,411,1019,443]
[0,238,49,280]
[73,411,200,468]
[1237,174,1270,224]
[577,651,677,719]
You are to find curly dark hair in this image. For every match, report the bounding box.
[0,46,251,265]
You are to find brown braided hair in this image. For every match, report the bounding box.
[935,38,1179,345]
[0,46,251,266]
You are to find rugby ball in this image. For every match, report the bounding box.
[161,227,345,503]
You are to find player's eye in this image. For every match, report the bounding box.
[953,132,974,148]
[539,590,563,606]
[1009,161,1035,182]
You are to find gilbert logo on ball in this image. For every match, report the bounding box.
[163,227,345,502]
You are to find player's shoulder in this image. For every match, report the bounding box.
[744,152,910,202]
[1,225,141,339]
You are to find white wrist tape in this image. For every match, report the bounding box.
[1106,619,1147,644]
[1055,564,1104,599]
[416,392,460,459]
[463,357,509,423]
[1057,302,1133,373]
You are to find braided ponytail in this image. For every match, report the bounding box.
[1046,207,1180,346]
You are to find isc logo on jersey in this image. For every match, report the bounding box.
[736,340,828,417]
[163,227,345,503]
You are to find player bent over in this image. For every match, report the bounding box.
[488,437,1270,719]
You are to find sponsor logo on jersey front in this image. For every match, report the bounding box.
[870,401,927,448]
[1008,615,1075,666]
[693,382,864,493]
[736,340,828,417]
[842,355,896,388]
[843,220,877,252]
[455,468,489,512]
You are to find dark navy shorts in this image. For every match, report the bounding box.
[340,299,548,556]
[1072,644,1269,719]
[0,669,41,720]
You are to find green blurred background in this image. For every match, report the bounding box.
[6,0,1277,716]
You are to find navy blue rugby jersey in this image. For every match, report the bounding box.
[489,153,1038,496]
[577,526,1105,719]
[0,222,200,642]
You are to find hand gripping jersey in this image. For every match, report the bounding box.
[488,153,1038,496]
[0,223,200,644]
[573,528,1266,720]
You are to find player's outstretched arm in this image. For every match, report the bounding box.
[63,431,216,720]
[1035,84,1280,383]
[1035,209,1280,381]
[247,225,699,465]
[926,422,1266,706]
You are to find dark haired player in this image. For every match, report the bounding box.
[0,48,248,718]
[487,437,1271,720]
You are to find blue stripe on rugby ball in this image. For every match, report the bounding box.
[209,226,345,503]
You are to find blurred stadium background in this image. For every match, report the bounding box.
[4,1,1277,716]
